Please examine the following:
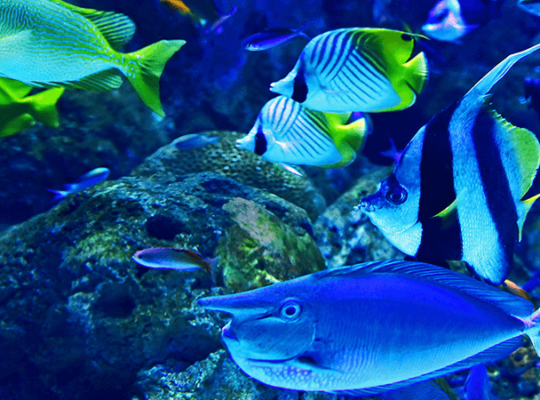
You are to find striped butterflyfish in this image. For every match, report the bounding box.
[0,0,186,116]
[270,28,428,114]
[360,43,540,285]
[235,95,371,169]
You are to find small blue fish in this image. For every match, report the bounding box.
[199,260,540,396]
[48,167,110,200]
[422,0,505,42]
[243,23,311,52]
[172,133,221,150]
[132,247,215,276]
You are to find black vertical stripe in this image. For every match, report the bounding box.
[471,106,518,276]
[416,102,462,260]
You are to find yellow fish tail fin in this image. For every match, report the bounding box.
[327,113,369,152]
[25,87,65,128]
[0,114,35,138]
[127,40,186,116]
[404,52,428,96]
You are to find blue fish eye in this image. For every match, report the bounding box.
[280,300,302,320]
[386,186,407,205]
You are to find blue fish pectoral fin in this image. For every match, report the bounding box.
[331,336,523,398]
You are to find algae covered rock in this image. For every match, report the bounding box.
[219,198,326,292]
[0,149,325,400]
[133,130,326,221]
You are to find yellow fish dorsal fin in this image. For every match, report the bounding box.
[519,193,540,241]
[0,114,35,138]
[0,78,32,103]
[23,87,65,128]
[47,0,136,50]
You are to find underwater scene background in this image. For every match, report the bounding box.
[3,0,540,399]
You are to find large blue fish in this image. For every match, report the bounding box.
[360,44,540,285]
[199,260,540,396]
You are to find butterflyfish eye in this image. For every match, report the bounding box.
[386,186,408,204]
[254,128,267,156]
[401,33,413,41]
[280,300,302,320]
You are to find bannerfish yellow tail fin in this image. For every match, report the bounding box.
[25,87,65,128]
[520,193,540,241]
[0,114,35,138]
[126,40,186,117]
[404,52,428,96]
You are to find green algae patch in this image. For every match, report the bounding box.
[66,230,134,265]
[218,198,325,292]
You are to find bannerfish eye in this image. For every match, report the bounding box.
[280,300,302,320]
[386,186,408,204]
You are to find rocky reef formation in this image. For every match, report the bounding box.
[0,133,326,400]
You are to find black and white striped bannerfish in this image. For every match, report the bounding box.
[270,28,428,114]
[359,43,540,285]
[235,95,371,169]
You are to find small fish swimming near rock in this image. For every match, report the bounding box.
[360,44,540,285]
[236,95,371,168]
[270,28,428,113]
[48,167,110,200]
[173,133,221,150]
[199,260,540,396]
[132,247,215,277]
[243,23,311,52]
[158,0,236,34]
[422,0,505,42]
[0,0,185,116]
[0,78,64,137]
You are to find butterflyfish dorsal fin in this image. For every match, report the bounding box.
[47,0,136,50]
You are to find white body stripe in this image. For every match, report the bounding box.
[449,96,505,282]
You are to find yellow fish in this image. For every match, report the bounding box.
[0,0,185,116]
[0,78,64,137]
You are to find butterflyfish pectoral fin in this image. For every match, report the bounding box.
[279,163,304,176]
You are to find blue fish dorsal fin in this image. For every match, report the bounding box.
[47,0,136,50]
[319,260,534,318]
[465,43,540,101]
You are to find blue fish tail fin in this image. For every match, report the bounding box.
[525,307,540,353]
[47,188,69,201]
[467,43,540,100]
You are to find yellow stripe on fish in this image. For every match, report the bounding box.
[270,28,428,114]
[0,0,185,116]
